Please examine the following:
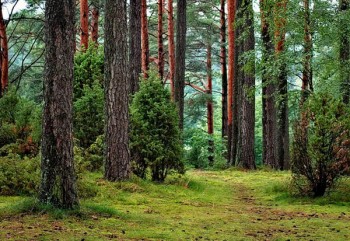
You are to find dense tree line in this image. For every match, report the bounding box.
[0,0,350,206]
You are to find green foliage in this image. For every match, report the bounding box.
[130,72,184,182]
[73,81,104,148]
[0,154,40,195]
[0,91,41,156]
[73,45,104,148]
[291,93,350,197]
[184,128,227,169]
[74,45,104,100]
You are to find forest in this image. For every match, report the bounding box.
[0,0,350,240]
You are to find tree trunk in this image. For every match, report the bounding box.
[0,2,8,95]
[235,0,256,169]
[301,0,313,104]
[168,0,175,100]
[40,0,78,209]
[104,0,131,181]
[175,0,186,130]
[91,1,100,45]
[207,43,214,166]
[340,0,350,104]
[260,0,278,169]
[220,0,228,139]
[275,0,289,170]
[227,0,236,164]
[80,0,89,50]
[141,0,150,78]
[130,0,142,94]
[158,0,164,80]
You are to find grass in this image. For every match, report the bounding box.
[1,169,350,240]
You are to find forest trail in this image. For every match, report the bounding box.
[1,170,350,240]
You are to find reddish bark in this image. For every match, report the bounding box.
[158,0,164,79]
[80,0,89,50]
[168,0,175,100]
[301,0,312,104]
[275,0,289,169]
[220,0,228,139]
[91,4,99,45]
[207,43,214,166]
[0,2,8,94]
[227,0,235,163]
[141,0,150,78]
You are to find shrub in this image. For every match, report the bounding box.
[0,91,41,156]
[73,81,104,148]
[130,72,184,182]
[291,93,350,197]
[0,154,40,195]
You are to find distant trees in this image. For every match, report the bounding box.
[0,2,8,96]
[339,0,350,104]
[104,0,130,181]
[40,0,78,208]
[80,0,89,50]
[129,0,142,94]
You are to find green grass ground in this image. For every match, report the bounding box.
[1,169,350,240]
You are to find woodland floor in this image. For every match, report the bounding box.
[1,169,350,240]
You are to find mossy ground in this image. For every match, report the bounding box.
[1,169,350,240]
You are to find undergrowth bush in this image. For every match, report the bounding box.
[291,93,350,197]
[0,154,40,195]
[130,72,184,182]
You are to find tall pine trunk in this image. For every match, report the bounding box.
[141,0,150,78]
[168,0,175,100]
[340,0,350,103]
[275,0,289,170]
[80,0,89,50]
[207,42,214,166]
[130,0,142,94]
[301,0,313,103]
[104,0,131,181]
[40,0,78,209]
[227,0,236,164]
[220,0,228,139]
[235,0,256,169]
[0,2,8,95]
[91,1,100,45]
[175,0,186,130]
[260,0,278,168]
[158,0,164,79]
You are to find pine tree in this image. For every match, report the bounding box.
[104,0,130,181]
[40,0,78,208]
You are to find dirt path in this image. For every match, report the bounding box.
[230,181,350,240]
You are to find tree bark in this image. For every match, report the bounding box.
[158,0,164,79]
[40,0,78,209]
[141,0,150,78]
[227,0,236,164]
[80,0,89,50]
[91,0,100,45]
[104,0,131,181]
[220,0,228,139]
[168,0,175,100]
[275,0,289,170]
[175,0,186,130]
[207,42,214,166]
[0,2,8,95]
[301,0,312,104]
[260,0,278,169]
[130,0,142,94]
[340,0,350,104]
[235,0,256,169]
